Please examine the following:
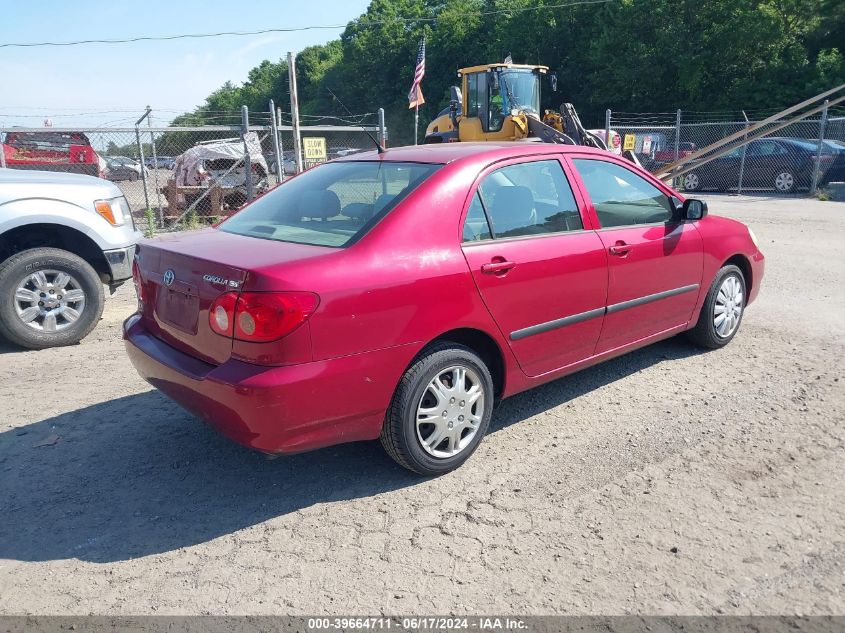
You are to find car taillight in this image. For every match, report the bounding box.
[209,292,238,337]
[209,291,319,342]
[132,259,145,307]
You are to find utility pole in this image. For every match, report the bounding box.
[287,51,303,174]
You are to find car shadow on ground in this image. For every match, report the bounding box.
[0,337,704,564]
[0,337,22,354]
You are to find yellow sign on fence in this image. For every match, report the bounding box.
[623,134,636,152]
[303,137,327,168]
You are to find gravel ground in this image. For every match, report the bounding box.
[0,193,843,615]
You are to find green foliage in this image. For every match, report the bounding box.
[183,208,201,230]
[171,0,844,144]
[143,208,157,237]
[105,140,151,159]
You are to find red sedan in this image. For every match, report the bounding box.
[125,142,764,475]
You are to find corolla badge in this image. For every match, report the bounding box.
[163,269,175,286]
[203,274,241,288]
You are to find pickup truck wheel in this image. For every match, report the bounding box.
[0,248,104,350]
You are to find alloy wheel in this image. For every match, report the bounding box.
[13,269,86,333]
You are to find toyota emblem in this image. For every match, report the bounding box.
[163,269,175,286]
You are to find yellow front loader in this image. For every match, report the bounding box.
[424,62,610,151]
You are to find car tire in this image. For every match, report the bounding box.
[774,170,795,193]
[0,248,105,350]
[683,172,701,191]
[687,264,746,350]
[380,342,494,476]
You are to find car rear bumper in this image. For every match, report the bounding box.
[123,313,413,454]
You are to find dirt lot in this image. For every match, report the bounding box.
[1,193,843,615]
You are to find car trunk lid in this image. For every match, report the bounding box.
[136,228,331,365]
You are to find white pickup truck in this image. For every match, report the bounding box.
[0,169,141,349]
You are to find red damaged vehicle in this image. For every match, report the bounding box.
[125,142,764,475]
[2,130,103,177]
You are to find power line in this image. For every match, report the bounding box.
[0,0,612,49]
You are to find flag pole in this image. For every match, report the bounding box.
[414,103,419,145]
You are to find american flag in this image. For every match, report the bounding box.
[407,37,426,109]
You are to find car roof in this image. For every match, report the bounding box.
[337,141,609,165]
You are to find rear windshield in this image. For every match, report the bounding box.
[219,161,441,247]
[5,132,91,148]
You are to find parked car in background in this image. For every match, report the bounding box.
[145,155,176,170]
[282,151,297,175]
[330,147,365,159]
[1,131,103,178]
[126,142,763,475]
[265,151,298,176]
[104,156,144,182]
[822,140,845,183]
[682,137,836,193]
[0,168,141,349]
[655,141,698,163]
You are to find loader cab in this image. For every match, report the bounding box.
[459,64,546,140]
[423,63,548,144]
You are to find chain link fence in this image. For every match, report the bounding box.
[0,107,386,234]
[606,105,845,195]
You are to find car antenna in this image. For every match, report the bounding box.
[325,87,385,154]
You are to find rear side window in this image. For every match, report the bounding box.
[220,161,441,247]
[469,159,582,239]
[462,193,492,242]
[572,158,672,228]
[748,140,785,156]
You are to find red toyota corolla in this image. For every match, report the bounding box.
[124,142,764,475]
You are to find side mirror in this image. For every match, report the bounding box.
[449,85,462,107]
[550,74,558,93]
[682,198,708,220]
[449,86,462,128]
[491,71,499,90]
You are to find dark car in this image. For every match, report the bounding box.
[104,156,143,182]
[682,137,836,193]
[821,140,845,183]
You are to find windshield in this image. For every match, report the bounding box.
[219,161,442,247]
[497,69,540,114]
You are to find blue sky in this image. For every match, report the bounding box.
[0,0,371,128]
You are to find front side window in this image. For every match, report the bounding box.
[470,159,582,239]
[220,161,441,247]
[572,158,672,228]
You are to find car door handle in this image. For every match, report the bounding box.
[481,260,516,274]
[609,241,633,256]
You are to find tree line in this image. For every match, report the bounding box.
[171,0,844,146]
